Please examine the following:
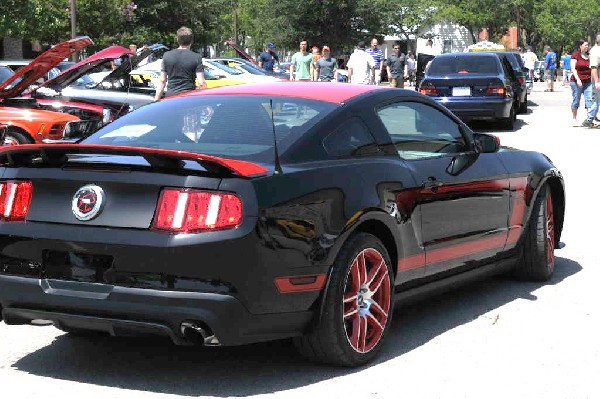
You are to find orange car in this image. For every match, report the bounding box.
[0,37,91,145]
[0,106,79,145]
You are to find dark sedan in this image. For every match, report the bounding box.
[420,52,518,129]
[0,82,564,367]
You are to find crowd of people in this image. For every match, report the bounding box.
[146,26,600,128]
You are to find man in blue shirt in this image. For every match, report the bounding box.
[258,42,279,73]
[544,45,557,92]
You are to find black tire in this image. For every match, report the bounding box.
[4,128,32,145]
[518,94,528,114]
[514,185,555,281]
[293,233,394,367]
[500,105,515,130]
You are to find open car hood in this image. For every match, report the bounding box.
[40,46,134,90]
[0,36,92,100]
[226,40,257,65]
[103,43,168,82]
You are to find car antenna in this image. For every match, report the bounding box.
[269,99,283,175]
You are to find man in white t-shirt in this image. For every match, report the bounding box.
[585,33,600,128]
[347,41,374,84]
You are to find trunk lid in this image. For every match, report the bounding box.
[421,75,506,97]
[0,144,267,228]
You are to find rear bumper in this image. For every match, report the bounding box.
[435,97,512,120]
[0,274,314,346]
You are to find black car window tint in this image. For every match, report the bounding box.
[428,56,498,75]
[322,117,376,157]
[377,101,467,159]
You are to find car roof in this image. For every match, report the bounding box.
[177,81,392,104]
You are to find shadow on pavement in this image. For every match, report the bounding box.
[468,117,528,133]
[12,256,580,397]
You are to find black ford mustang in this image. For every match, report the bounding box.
[0,82,564,367]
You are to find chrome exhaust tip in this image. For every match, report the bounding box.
[180,321,220,346]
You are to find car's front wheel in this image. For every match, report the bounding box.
[514,185,555,281]
[294,233,394,367]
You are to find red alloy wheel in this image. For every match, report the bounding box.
[343,248,391,353]
[546,191,555,265]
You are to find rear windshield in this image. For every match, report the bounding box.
[82,95,337,162]
[428,55,500,75]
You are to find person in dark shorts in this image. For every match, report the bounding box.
[315,46,339,82]
[154,26,206,101]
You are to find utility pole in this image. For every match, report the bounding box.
[69,0,77,61]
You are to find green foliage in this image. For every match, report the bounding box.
[2,0,598,60]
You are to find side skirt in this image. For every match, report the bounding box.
[394,255,518,306]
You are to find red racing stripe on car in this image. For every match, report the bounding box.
[397,253,426,271]
[275,274,327,293]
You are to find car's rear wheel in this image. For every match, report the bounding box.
[500,105,515,130]
[293,233,394,367]
[4,128,32,146]
[514,185,555,281]
[519,94,528,114]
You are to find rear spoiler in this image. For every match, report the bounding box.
[0,144,268,177]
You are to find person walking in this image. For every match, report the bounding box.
[569,40,594,127]
[366,38,385,85]
[406,51,416,86]
[347,41,375,85]
[543,45,557,92]
[561,50,572,86]
[258,42,279,74]
[523,46,538,89]
[290,40,313,81]
[154,26,206,101]
[314,46,338,82]
[585,33,600,128]
[385,41,407,88]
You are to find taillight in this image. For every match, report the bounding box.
[152,188,242,233]
[486,86,506,96]
[0,181,33,221]
[419,85,438,96]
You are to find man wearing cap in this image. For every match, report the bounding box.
[258,42,279,73]
[347,41,375,85]
[315,46,339,82]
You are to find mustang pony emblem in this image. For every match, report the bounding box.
[72,184,105,221]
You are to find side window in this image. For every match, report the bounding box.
[322,117,376,157]
[377,101,468,159]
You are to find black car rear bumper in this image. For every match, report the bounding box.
[436,97,513,120]
[0,274,314,346]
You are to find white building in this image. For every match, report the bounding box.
[381,22,475,58]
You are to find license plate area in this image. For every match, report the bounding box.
[42,251,114,283]
[452,86,471,96]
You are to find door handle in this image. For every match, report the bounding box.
[422,177,443,191]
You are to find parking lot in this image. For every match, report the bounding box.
[0,80,599,398]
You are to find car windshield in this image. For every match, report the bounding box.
[206,61,243,75]
[82,95,338,162]
[428,56,499,75]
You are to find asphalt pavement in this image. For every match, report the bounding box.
[0,80,599,399]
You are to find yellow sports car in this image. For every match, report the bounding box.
[129,60,244,90]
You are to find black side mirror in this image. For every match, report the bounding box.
[473,133,500,153]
